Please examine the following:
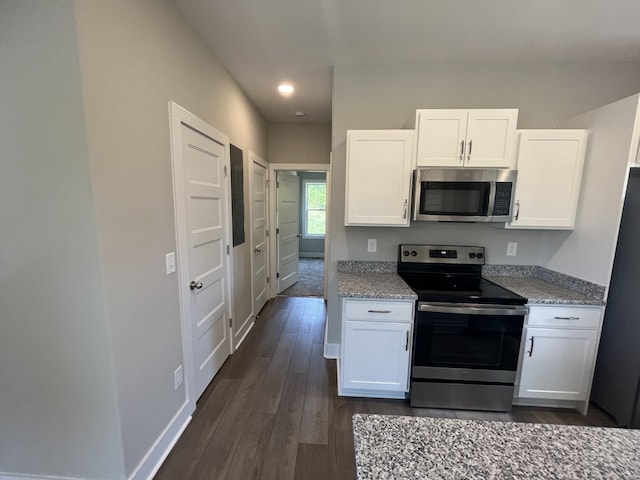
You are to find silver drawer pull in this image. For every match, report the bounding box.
[554,316,580,320]
[368,309,392,314]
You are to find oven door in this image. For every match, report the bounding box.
[412,302,527,384]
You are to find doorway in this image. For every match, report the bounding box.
[268,163,330,300]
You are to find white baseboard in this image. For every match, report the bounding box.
[324,342,339,359]
[128,401,191,480]
[299,252,325,259]
[233,315,255,351]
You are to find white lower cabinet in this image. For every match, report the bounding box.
[516,305,603,414]
[339,298,414,398]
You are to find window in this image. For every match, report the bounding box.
[303,180,326,238]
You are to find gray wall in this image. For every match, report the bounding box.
[1,0,268,478]
[269,122,331,164]
[327,62,640,345]
[0,1,124,478]
[298,171,327,257]
[74,0,267,476]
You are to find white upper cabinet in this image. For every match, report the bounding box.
[508,130,588,230]
[415,109,518,168]
[345,130,414,227]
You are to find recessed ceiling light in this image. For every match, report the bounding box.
[278,83,295,95]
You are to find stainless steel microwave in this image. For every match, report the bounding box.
[412,168,517,222]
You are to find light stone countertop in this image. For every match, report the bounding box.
[486,276,604,305]
[353,414,640,480]
[337,272,417,300]
[336,261,605,305]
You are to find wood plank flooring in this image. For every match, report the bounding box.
[154,296,618,480]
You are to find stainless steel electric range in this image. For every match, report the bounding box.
[397,244,528,412]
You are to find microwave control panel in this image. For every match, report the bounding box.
[493,183,513,216]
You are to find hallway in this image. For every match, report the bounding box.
[154,297,616,480]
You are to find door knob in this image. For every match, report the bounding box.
[254,247,262,253]
[297,234,302,238]
[190,281,203,290]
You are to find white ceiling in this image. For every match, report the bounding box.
[174,0,640,123]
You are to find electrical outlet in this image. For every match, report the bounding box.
[174,365,183,390]
[166,252,176,275]
[507,242,518,257]
[367,238,377,253]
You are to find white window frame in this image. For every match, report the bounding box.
[302,179,326,239]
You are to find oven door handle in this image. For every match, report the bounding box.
[418,302,528,316]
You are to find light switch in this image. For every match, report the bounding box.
[367,239,377,253]
[165,252,176,275]
[507,242,518,257]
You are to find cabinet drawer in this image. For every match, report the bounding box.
[527,305,602,329]
[343,299,413,322]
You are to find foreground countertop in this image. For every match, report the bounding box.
[353,414,640,480]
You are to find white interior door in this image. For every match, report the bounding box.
[251,159,268,315]
[180,123,232,401]
[276,171,299,292]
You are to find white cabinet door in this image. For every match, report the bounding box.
[342,320,411,392]
[518,327,597,401]
[415,110,467,167]
[508,130,588,229]
[465,110,519,168]
[415,109,518,168]
[345,130,414,226]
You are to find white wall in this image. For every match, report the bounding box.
[269,122,331,164]
[0,1,124,478]
[327,62,640,345]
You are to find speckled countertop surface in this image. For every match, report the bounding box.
[486,276,604,305]
[337,272,417,300]
[353,414,640,480]
[337,261,605,305]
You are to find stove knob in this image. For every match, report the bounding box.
[411,250,417,257]
[469,252,476,259]
[477,252,484,259]
[403,250,410,257]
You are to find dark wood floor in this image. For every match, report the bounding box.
[154,296,617,480]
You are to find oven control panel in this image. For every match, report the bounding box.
[399,244,485,264]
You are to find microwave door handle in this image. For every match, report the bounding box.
[412,169,421,221]
[487,181,497,219]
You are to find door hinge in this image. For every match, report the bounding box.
[276,182,279,188]
[227,244,230,254]
[266,229,269,237]
[276,228,280,235]
[267,276,270,284]
[229,318,232,328]
[223,165,228,177]
[276,272,280,279]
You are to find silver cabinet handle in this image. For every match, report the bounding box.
[554,316,580,320]
[514,200,520,221]
[527,336,535,357]
[368,309,391,314]
[467,140,473,161]
[405,331,409,351]
[403,199,408,220]
[459,140,465,162]
[190,281,203,290]
[254,247,262,253]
